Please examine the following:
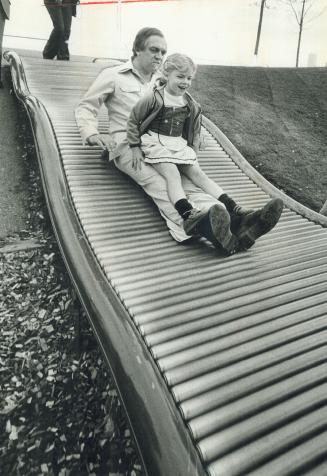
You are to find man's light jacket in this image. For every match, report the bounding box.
[75,60,159,150]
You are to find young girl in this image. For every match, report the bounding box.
[127,53,278,239]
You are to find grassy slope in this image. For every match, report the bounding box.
[190,66,327,212]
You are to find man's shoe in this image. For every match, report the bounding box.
[230,207,254,234]
[236,198,284,250]
[183,208,209,236]
[196,204,239,255]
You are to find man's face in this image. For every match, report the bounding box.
[136,35,167,74]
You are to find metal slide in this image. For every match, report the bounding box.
[5,51,327,476]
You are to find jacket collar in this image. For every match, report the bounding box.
[117,59,135,74]
[154,86,200,111]
[117,59,160,84]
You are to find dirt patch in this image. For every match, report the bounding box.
[0,68,30,238]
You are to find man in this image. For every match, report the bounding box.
[0,0,10,87]
[75,27,283,254]
[43,0,78,61]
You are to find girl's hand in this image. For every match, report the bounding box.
[131,147,144,170]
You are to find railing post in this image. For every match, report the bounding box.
[320,200,327,216]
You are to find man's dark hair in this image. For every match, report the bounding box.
[132,27,165,58]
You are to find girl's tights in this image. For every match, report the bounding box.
[152,161,224,205]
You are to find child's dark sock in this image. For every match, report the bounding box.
[218,193,254,222]
[218,193,252,215]
[218,193,238,213]
[175,198,193,219]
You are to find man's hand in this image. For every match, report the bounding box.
[131,147,144,170]
[87,134,117,152]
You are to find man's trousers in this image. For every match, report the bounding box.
[43,2,73,60]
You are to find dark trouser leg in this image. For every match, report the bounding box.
[0,7,6,87]
[57,5,72,60]
[43,5,65,59]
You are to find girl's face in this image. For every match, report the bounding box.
[165,68,195,96]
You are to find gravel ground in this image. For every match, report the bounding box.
[0,95,143,476]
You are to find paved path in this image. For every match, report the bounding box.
[0,66,29,238]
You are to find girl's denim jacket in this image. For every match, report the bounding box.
[127,86,202,152]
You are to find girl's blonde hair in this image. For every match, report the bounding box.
[162,53,197,78]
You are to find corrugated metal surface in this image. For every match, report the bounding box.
[17,55,327,475]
